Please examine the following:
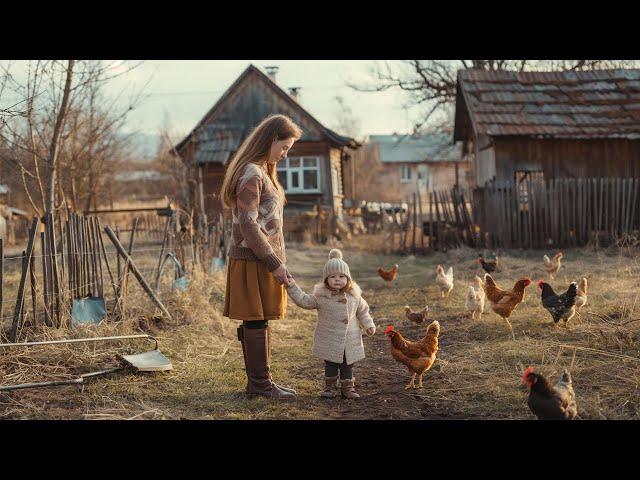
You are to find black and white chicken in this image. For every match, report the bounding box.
[537,280,577,326]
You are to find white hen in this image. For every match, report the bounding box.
[435,265,454,298]
[465,275,485,319]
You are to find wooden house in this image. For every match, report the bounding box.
[454,68,640,188]
[172,65,360,227]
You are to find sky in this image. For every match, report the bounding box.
[103,60,417,139]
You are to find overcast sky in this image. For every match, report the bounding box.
[103,60,416,139]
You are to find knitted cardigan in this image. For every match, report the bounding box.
[286,280,375,365]
[228,162,286,271]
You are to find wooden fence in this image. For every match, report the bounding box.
[385,177,640,253]
[476,177,640,249]
[0,208,229,342]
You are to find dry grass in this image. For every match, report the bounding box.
[1,234,640,419]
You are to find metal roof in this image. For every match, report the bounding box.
[454,69,640,140]
[368,133,462,163]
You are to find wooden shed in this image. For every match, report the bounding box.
[454,68,640,188]
[172,64,360,227]
[452,68,640,248]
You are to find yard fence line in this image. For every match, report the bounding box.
[385,177,640,254]
[0,208,229,343]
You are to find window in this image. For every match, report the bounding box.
[400,164,412,183]
[277,156,321,193]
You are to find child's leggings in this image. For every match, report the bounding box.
[324,352,353,380]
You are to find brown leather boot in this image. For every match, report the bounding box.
[241,326,296,400]
[340,378,361,399]
[266,326,297,394]
[320,376,339,398]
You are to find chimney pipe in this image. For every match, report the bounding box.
[265,65,279,83]
[288,87,301,102]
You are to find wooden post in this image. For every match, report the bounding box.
[428,190,434,251]
[154,217,172,291]
[40,230,52,327]
[95,217,118,305]
[0,239,3,332]
[29,251,37,327]
[47,213,61,327]
[103,225,172,320]
[417,186,424,254]
[10,218,39,341]
[630,179,639,232]
[412,192,417,254]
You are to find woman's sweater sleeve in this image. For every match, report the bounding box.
[285,281,319,310]
[236,174,282,272]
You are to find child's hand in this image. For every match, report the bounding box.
[366,326,376,336]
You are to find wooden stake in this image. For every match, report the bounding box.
[10,218,39,341]
[104,225,172,320]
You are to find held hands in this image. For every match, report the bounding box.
[273,264,293,287]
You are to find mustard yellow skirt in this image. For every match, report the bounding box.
[223,258,287,321]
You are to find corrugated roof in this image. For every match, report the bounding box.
[369,133,462,163]
[454,69,640,140]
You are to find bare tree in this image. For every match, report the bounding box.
[0,60,145,216]
[152,114,191,211]
[349,60,640,132]
[331,96,362,141]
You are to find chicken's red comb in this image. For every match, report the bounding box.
[384,325,394,334]
[521,367,534,383]
[536,280,544,288]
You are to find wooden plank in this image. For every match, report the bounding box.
[95,218,105,298]
[624,178,632,234]
[47,213,61,327]
[428,191,434,251]
[497,182,505,248]
[40,230,51,327]
[631,179,639,232]
[417,186,424,253]
[572,178,577,246]
[103,225,172,320]
[526,177,533,249]
[516,181,522,248]
[29,251,37,327]
[0,239,3,331]
[532,180,540,248]
[412,192,417,254]
[95,217,118,304]
[10,218,39,341]
[88,217,99,297]
[604,178,609,237]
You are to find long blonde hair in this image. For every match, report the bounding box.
[221,114,303,208]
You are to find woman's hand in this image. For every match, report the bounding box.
[366,326,376,336]
[272,264,292,286]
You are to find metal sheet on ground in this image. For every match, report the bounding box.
[71,297,106,326]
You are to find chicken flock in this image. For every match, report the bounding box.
[376,251,589,419]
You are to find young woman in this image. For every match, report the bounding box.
[221,114,303,400]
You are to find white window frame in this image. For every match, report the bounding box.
[277,156,322,193]
[400,164,412,183]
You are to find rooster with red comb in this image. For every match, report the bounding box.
[522,367,577,420]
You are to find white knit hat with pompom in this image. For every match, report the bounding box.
[322,249,351,281]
